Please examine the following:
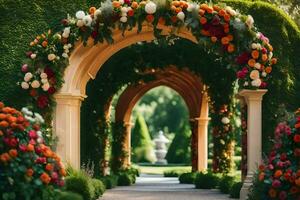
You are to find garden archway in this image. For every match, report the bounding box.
[114,66,210,171]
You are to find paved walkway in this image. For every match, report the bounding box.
[101,174,231,200]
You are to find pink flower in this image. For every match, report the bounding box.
[237,71,246,79]
[19,144,27,152]
[36,157,47,164]
[51,172,58,180]
[272,179,281,188]
[28,130,37,139]
[21,64,28,72]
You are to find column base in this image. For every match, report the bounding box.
[240,172,254,200]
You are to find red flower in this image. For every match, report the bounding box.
[236,52,251,65]
[91,31,98,39]
[44,67,54,78]
[47,87,56,95]
[294,134,300,143]
[37,95,49,109]
[294,148,300,157]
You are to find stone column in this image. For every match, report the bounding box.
[238,89,267,200]
[123,121,134,167]
[54,93,85,169]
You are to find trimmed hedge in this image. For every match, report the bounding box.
[229,181,243,199]
[100,175,119,189]
[65,175,95,200]
[178,172,197,184]
[163,169,189,177]
[91,179,106,199]
[194,171,221,189]
[219,176,235,194]
[58,191,83,200]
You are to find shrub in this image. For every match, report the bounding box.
[0,103,65,199]
[65,173,95,200]
[229,182,242,199]
[117,168,137,186]
[219,176,235,194]
[194,171,221,189]
[100,175,119,189]
[58,191,83,200]
[178,172,196,184]
[163,169,188,177]
[91,179,105,199]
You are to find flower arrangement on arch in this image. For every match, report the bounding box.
[0,102,65,199]
[250,109,300,200]
[18,0,277,111]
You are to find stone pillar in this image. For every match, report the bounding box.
[238,89,267,200]
[54,93,85,169]
[123,121,134,167]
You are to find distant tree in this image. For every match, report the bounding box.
[165,121,192,164]
[131,114,156,163]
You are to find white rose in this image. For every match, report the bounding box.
[119,0,124,4]
[256,43,262,50]
[251,43,257,49]
[145,1,157,14]
[94,9,102,17]
[42,83,50,91]
[251,79,262,87]
[262,72,267,77]
[40,73,47,79]
[76,11,85,20]
[77,19,84,27]
[63,44,69,50]
[254,63,261,70]
[244,81,249,86]
[30,53,36,59]
[64,49,69,53]
[48,53,56,61]
[21,82,29,89]
[220,139,225,145]
[245,15,254,28]
[37,137,43,144]
[221,117,230,124]
[31,80,40,88]
[121,12,127,17]
[225,6,236,16]
[41,78,48,84]
[121,7,128,13]
[83,15,93,26]
[62,32,69,38]
[269,52,273,59]
[62,53,69,58]
[187,3,196,12]
[68,43,72,48]
[37,131,42,137]
[24,72,33,82]
[177,11,185,21]
[63,27,70,35]
[120,16,128,23]
[250,70,260,80]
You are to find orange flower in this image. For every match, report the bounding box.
[40,173,51,184]
[128,10,134,17]
[218,9,226,16]
[221,37,229,45]
[290,186,299,194]
[295,123,300,129]
[175,7,182,13]
[158,17,165,25]
[200,17,207,25]
[271,58,277,64]
[200,3,208,10]
[0,130,3,136]
[112,1,121,8]
[146,14,154,23]
[227,44,235,53]
[59,168,67,176]
[0,102,4,109]
[131,2,138,9]
[206,7,213,14]
[200,30,210,36]
[268,44,273,52]
[27,144,35,152]
[172,1,180,7]
[171,16,178,23]
[0,113,6,120]
[198,9,205,16]
[30,42,35,46]
[211,36,217,43]
[213,5,220,11]
[227,34,234,41]
[9,149,18,158]
[295,178,300,186]
[251,50,260,59]
[0,153,10,162]
[268,188,277,198]
[224,27,230,33]
[265,66,272,74]
[224,14,230,22]
[258,164,265,171]
[89,7,96,15]
[171,5,177,11]
[26,168,34,177]
[0,121,9,128]
[262,54,268,62]
[45,164,53,171]
[248,59,256,67]
[274,170,283,178]
[258,172,265,181]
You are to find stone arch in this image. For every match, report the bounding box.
[114,66,210,171]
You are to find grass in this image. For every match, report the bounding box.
[133,164,192,175]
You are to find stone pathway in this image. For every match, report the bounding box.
[101,174,231,200]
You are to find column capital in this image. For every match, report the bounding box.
[238,89,268,104]
[54,93,86,106]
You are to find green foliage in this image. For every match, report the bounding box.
[163,169,189,177]
[229,182,243,199]
[91,179,105,199]
[131,114,155,163]
[116,168,137,186]
[65,173,95,200]
[99,175,119,189]
[58,191,83,200]
[194,171,221,189]
[178,172,197,184]
[218,176,235,194]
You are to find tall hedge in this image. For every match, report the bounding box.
[131,114,155,163]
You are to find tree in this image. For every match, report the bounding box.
[131,114,156,163]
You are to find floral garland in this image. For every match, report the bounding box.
[250,109,300,199]
[17,0,277,112]
[0,102,65,199]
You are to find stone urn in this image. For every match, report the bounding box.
[154,130,170,165]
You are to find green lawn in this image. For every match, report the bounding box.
[133,164,192,175]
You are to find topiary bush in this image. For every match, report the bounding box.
[163,169,189,177]
[179,172,197,184]
[100,175,119,189]
[116,168,137,186]
[91,178,105,199]
[219,175,235,194]
[58,191,83,200]
[194,171,221,189]
[65,173,95,200]
[229,181,242,199]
